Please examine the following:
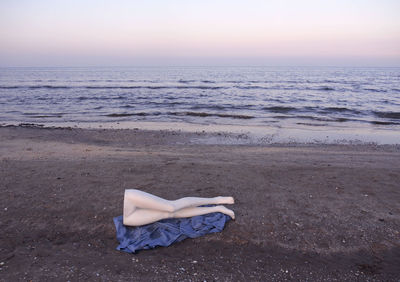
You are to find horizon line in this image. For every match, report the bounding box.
[1,65,400,68]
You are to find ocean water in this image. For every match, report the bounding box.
[1,66,399,142]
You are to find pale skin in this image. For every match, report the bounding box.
[123,189,235,226]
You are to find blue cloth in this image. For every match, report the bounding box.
[113,211,231,253]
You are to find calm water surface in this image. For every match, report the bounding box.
[1,66,399,141]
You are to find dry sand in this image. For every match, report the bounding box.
[0,125,399,281]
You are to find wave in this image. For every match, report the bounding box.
[170,111,254,119]
[235,86,266,90]
[373,111,400,119]
[323,107,355,112]
[0,85,70,89]
[302,116,350,122]
[85,85,225,90]
[1,84,379,92]
[28,115,63,118]
[363,88,387,93]
[0,86,19,89]
[234,85,337,91]
[264,106,361,115]
[104,111,254,119]
[164,96,180,100]
[263,106,297,113]
[105,112,160,117]
[271,111,400,125]
[369,120,399,125]
[317,107,361,115]
[318,86,335,91]
[0,83,396,94]
[106,113,136,117]
[0,85,226,90]
[110,104,365,117]
[77,96,126,101]
[190,104,227,110]
[296,122,328,127]
[29,85,70,89]
[272,115,350,122]
[22,112,63,118]
[190,104,255,111]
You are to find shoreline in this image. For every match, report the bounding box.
[1,125,399,280]
[1,119,399,145]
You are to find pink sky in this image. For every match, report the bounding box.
[0,0,399,66]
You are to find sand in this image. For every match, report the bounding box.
[0,125,399,281]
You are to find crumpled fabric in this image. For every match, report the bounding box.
[113,211,231,253]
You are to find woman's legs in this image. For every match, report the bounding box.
[123,208,171,226]
[123,189,235,226]
[124,189,234,213]
[172,196,234,211]
[123,205,234,226]
[173,205,235,219]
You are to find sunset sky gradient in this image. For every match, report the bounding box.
[0,0,399,66]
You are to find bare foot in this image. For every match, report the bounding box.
[216,196,235,205]
[217,205,235,219]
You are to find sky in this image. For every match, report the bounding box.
[0,0,399,67]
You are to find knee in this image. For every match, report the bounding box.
[165,204,176,213]
[161,201,177,213]
[123,214,134,226]
[124,189,136,198]
[122,216,130,226]
[169,210,176,218]
[123,213,142,226]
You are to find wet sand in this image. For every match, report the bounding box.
[0,125,399,281]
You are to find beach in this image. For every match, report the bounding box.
[0,124,399,281]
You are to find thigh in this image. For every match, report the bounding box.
[125,189,175,212]
[123,208,171,226]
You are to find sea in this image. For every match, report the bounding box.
[1,66,399,144]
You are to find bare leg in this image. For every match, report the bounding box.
[123,208,171,226]
[124,189,234,213]
[173,205,235,219]
[123,205,234,226]
[123,189,235,226]
[172,196,234,210]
